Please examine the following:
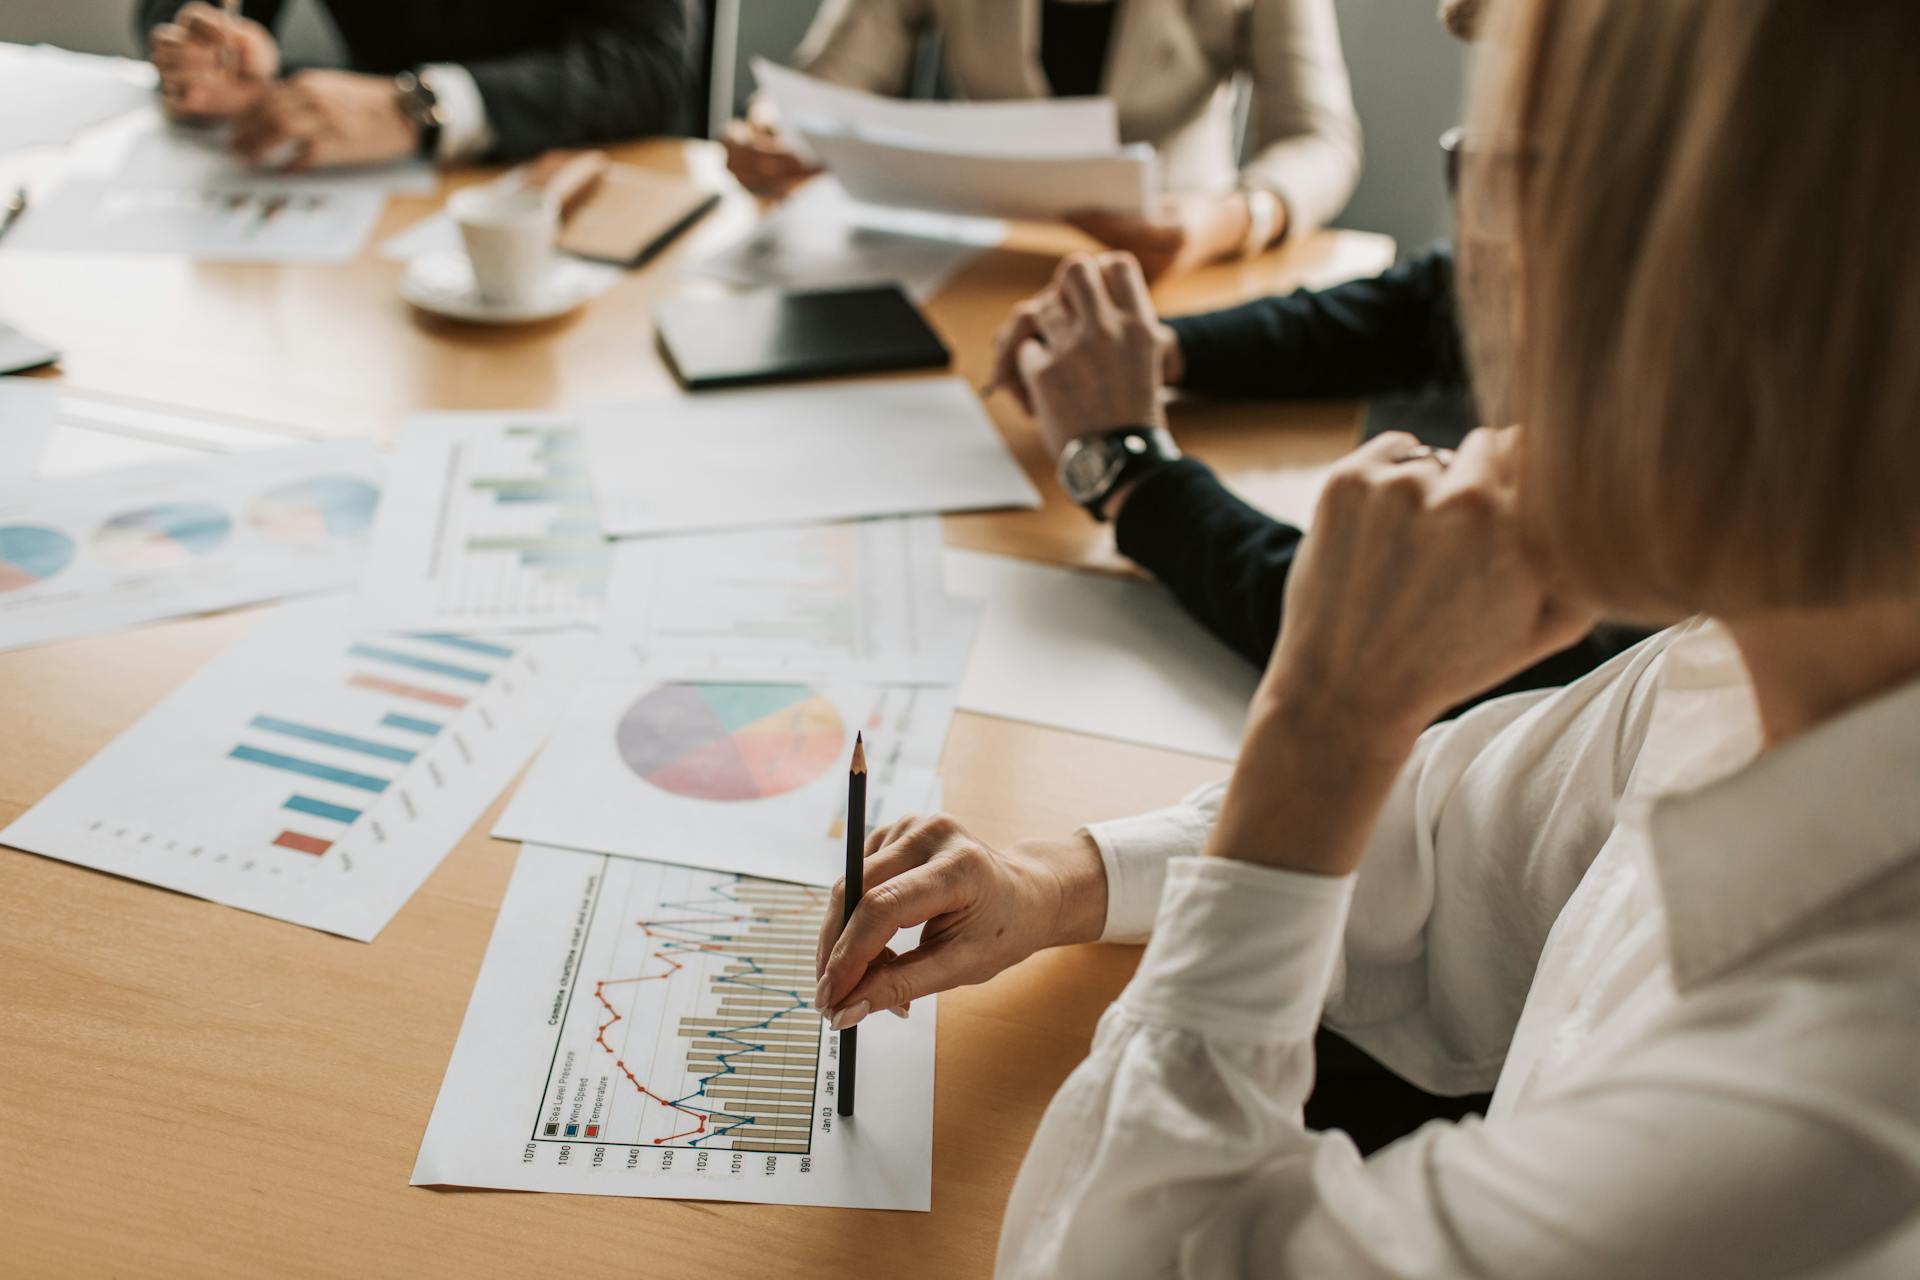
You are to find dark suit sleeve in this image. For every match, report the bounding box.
[457,0,693,160]
[1162,243,1467,401]
[1115,456,1651,713]
[136,0,288,47]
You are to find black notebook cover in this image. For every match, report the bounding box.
[654,284,951,390]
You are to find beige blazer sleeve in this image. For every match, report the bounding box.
[1239,0,1363,234]
[791,0,933,97]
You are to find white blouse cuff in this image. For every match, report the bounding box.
[1086,803,1212,943]
[1119,857,1354,1044]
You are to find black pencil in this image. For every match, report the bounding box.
[837,732,866,1118]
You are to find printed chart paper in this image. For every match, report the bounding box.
[113,120,435,195]
[0,442,383,651]
[0,597,589,940]
[413,845,935,1209]
[3,177,388,264]
[801,130,1156,221]
[582,378,1040,537]
[496,680,951,886]
[358,414,610,634]
[0,44,154,154]
[600,516,965,685]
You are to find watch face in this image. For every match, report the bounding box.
[1061,438,1123,503]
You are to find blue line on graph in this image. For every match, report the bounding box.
[347,643,492,684]
[229,745,389,793]
[380,712,442,735]
[284,794,362,824]
[414,633,517,660]
[250,715,416,764]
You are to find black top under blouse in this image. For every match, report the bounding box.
[1040,0,1119,97]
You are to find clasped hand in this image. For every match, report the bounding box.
[150,4,420,171]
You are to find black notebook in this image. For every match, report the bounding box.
[653,284,950,390]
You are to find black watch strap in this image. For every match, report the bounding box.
[1060,426,1182,522]
[392,70,443,159]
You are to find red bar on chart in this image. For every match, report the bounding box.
[273,830,332,856]
[348,673,468,709]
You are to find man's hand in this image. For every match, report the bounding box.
[1067,191,1272,281]
[150,1,279,121]
[721,116,820,198]
[989,253,1173,460]
[989,251,1182,422]
[230,71,421,172]
[813,815,1108,1031]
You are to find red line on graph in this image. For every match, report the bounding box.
[348,673,467,709]
[273,830,330,856]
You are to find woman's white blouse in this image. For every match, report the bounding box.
[998,622,1920,1278]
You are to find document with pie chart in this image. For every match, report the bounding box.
[0,441,383,651]
[494,678,953,885]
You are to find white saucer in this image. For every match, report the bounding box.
[400,251,613,325]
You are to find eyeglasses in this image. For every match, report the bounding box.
[1440,126,1465,197]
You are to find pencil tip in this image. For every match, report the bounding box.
[852,733,866,773]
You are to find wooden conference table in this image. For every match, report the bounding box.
[0,138,1393,1278]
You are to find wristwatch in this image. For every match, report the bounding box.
[1057,427,1182,522]
[392,70,445,159]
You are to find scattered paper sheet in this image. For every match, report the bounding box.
[0,382,57,483]
[946,549,1258,761]
[600,516,966,685]
[357,413,610,635]
[0,44,155,154]
[0,596,589,940]
[495,679,951,886]
[0,441,384,651]
[413,844,935,1209]
[582,378,1039,538]
[801,129,1155,221]
[28,388,304,479]
[753,58,1117,159]
[113,119,435,195]
[683,177,1004,302]
[0,322,61,375]
[3,177,387,263]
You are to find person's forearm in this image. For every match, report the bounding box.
[1114,459,1299,666]
[1165,246,1466,401]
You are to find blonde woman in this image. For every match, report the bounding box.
[814,0,1920,1273]
[725,0,1361,278]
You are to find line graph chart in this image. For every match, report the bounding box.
[414,846,935,1208]
[537,860,827,1152]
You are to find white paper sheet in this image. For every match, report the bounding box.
[2,177,386,263]
[683,177,1004,302]
[113,118,436,195]
[0,596,589,940]
[801,129,1156,221]
[0,322,61,375]
[495,680,951,886]
[0,381,57,482]
[0,441,383,651]
[582,378,1039,538]
[600,516,966,685]
[753,59,1117,159]
[412,844,935,1209]
[946,549,1258,761]
[0,44,155,154]
[357,413,610,634]
[29,388,306,479]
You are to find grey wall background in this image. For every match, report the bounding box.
[2,0,1464,254]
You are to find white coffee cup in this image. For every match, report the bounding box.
[449,185,557,309]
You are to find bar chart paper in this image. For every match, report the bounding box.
[0,596,589,940]
[413,845,935,1209]
[358,413,611,634]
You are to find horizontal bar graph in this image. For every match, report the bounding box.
[348,673,467,709]
[250,714,417,764]
[416,633,517,660]
[230,744,389,793]
[347,643,491,684]
[284,794,361,824]
[272,830,330,856]
[380,712,441,735]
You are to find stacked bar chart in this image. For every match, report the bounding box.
[357,414,611,634]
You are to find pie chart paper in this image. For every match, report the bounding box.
[618,684,845,802]
[496,679,953,885]
[250,475,380,544]
[0,525,76,592]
